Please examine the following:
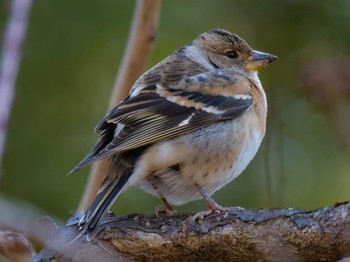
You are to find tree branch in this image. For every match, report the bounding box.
[35,201,350,261]
[0,0,33,183]
[78,0,162,211]
[0,230,35,262]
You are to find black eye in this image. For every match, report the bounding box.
[225,50,237,59]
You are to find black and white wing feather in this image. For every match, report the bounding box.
[70,78,253,173]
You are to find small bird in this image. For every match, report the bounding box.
[70,29,277,240]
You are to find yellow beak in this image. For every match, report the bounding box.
[246,50,278,71]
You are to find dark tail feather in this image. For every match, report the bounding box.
[81,157,133,240]
[67,121,116,175]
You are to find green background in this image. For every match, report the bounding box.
[1,0,350,221]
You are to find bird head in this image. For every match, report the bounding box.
[194,29,277,73]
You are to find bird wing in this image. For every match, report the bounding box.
[70,74,253,173]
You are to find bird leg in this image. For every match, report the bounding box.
[155,196,177,217]
[191,185,226,223]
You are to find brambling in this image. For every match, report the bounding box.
[70,29,277,240]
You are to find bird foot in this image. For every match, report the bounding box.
[190,206,245,224]
[224,206,245,212]
[155,205,177,218]
[190,205,226,224]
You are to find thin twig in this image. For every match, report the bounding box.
[0,0,33,182]
[78,0,162,211]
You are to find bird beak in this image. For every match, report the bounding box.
[246,50,278,71]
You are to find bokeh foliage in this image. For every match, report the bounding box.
[1,0,350,219]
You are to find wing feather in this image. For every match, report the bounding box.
[70,80,253,172]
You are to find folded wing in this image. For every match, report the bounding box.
[70,76,253,173]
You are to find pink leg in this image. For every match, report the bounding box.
[155,196,176,217]
[190,186,226,222]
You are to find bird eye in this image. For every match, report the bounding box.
[225,50,237,59]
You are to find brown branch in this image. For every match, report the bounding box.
[35,202,350,261]
[0,230,35,262]
[78,0,162,211]
[0,196,63,247]
[0,0,33,183]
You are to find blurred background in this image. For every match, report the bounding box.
[1,0,350,224]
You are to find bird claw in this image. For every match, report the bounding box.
[224,206,245,212]
[154,205,177,218]
[189,206,245,224]
[190,206,226,224]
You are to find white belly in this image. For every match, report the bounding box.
[136,116,264,206]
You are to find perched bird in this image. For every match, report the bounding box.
[70,29,277,240]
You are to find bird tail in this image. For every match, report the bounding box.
[80,157,133,240]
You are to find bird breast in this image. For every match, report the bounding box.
[134,106,265,205]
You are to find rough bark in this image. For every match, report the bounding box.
[34,201,350,262]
